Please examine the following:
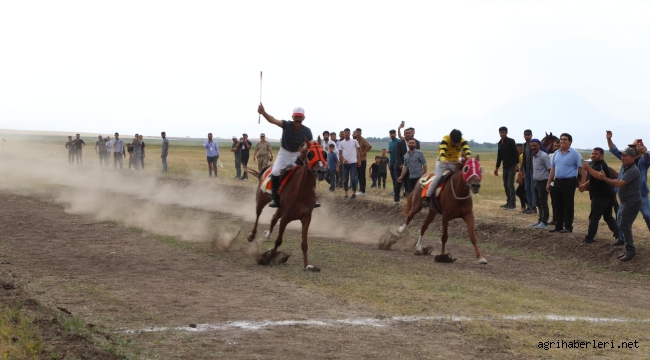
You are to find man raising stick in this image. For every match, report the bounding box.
[258,104,314,208]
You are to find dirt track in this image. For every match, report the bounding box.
[2,182,650,358]
[0,192,517,359]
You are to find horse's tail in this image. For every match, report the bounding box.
[403,187,414,216]
[246,168,261,179]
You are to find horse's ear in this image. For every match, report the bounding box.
[545,132,548,136]
[316,135,321,145]
[475,154,480,162]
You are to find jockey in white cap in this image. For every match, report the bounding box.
[257,103,314,208]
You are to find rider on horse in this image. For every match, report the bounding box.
[422,129,472,208]
[258,104,314,208]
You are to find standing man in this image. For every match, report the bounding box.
[65,136,76,165]
[545,133,582,233]
[336,131,344,189]
[387,129,399,197]
[112,132,125,169]
[579,147,619,245]
[161,131,169,173]
[95,135,107,167]
[257,104,314,208]
[607,132,650,233]
[529,139,552,229]
[105,135,113,167]
[338,128,361,200]
[494,126,519,210]
[73,134,85,165]
[240,133,252,180]
[598,147,642,261]
[397,139,428,193]
[394,127,421,203]
[204,133,220,177]
[327,144,339,192]
[354,128,372,196]
[253,133,273,172]
[422,129,470,208]
[548,139,561,225]
[139,135,146,169]
[132,134,142,170]
[521,130,537,214]
[231,136,242,179]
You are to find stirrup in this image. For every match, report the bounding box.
[422,197,431,207]
[269,199,279,208]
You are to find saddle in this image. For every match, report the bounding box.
[420,170,455,213]
[260,166,299,195]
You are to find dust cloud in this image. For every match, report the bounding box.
[0,143,387,247]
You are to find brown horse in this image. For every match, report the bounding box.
[246,137,327,272]
[541,132,559,154]
[397,156,487,264]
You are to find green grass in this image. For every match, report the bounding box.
[0,305,43,359]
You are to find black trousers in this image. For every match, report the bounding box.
[586,196,619,240]
[378,173,387,189]
[241,155,249,179]
[552,178,577,230]
[407,178,419,196]
[534,181,550,224]
[516,183,527,208]
[358,160,367,193]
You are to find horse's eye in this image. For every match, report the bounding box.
[463,165,469,174]
[307,151,314,160]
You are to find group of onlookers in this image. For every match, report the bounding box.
[65,132,170,172]
[495,127,649,262]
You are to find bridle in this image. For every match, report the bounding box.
[452,158,483,199]
[300,141,327,176]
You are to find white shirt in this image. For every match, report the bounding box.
[105,140,113,152]
[338,138,360,164]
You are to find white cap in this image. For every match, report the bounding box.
[292,107,305,116]
[232,135,237,139]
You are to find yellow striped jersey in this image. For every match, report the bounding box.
[438,134,471,161]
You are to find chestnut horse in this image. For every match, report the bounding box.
[541,132,559,154]
[397,156,487,264]
[246,137,327,272]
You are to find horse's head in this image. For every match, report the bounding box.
[460,155,483,194]
[541,132,558,154]
[301,136,327,181]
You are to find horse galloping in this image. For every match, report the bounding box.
[246,137,328,272]
[397,156,487,264]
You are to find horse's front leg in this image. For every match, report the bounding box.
[440,215,450,256]
[464,212,487,264]
[301,215,320,272]
[398,194,422,234]
[247,191,266,242]
[263,209,280,241]
[415,209,436,255]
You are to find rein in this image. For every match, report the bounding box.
[450,172,472,200]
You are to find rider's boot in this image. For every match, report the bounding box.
[269,175,280,208]
[314,198,321,208]
[422,196,431,208]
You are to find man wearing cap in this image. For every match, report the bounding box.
[112,132,125,169]
[254,133,273,173]
[529,139,551,229]
[598,147,642,261]
[239,133,252,180]
[422,129,471,208]
[607,131,650,237]
[545,133,582,233]
[230,136,242,179]
[204,133,220,177]
[257,104,313,208]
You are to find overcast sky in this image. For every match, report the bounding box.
[1,0,648,147]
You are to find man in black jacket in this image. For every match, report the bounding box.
[494,126,519,210]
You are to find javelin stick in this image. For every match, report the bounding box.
[258,71,263,124]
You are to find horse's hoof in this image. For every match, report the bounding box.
[478,257,488,265]
[304,265,321,272]
[247,234,255,243]
[263,230,271,239]
[414,246,433,256]
[397,224,406,234]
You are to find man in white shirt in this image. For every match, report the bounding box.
[338,128,361,200]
